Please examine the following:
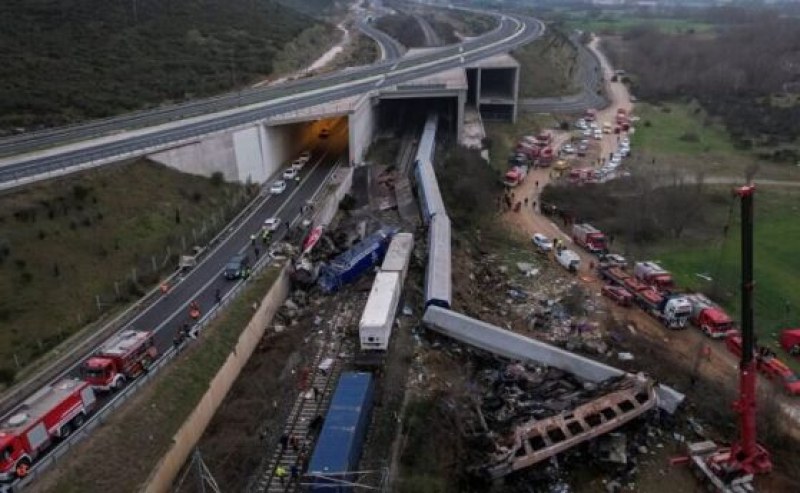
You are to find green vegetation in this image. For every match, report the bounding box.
[632,102,737,156]
[514,31,579,99]
[327,33,380,72]
[652,189,800,368]
[565,16,715,35]
[397,397,451,493]
[40,265,283,493]
[0,0,332,133]
[375,13,427,48]
[631,102,800,180]
[0,160,249,382]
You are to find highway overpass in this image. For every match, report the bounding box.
[0,13,543,190]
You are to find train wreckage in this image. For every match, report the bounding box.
[423,306,682,479]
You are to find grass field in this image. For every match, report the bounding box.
[35,265,282,493]
[630,102,800,181]
[650,188,800,370]
[514,32,580,99]
[564,15,715,35]
[0,160,248,381]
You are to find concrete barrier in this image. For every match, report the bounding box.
[423,306,684,413]
[143,264,291,493]
[313,167,353,228]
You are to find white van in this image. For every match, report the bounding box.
[556,249,581,273]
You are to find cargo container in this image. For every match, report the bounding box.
[359,272,402,351]
[308,372,375,492]
[381,233,414,284]
[318,227,396,293]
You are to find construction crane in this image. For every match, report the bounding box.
[686,185,772,492]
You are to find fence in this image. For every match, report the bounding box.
[0,185,260,417]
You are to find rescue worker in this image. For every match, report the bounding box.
[279,432,289,451]
[290,463,300,483]
[262,228,270,244]
[189,300,201,320]
[250,233,257,246]
[215,288,222,304]
[254,246,260,260]
[275,465,288,485]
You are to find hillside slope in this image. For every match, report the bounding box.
[0,0,331,133]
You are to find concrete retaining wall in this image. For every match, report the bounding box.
[314,167,354,228]
[143,265,291,493]
[149,122,308,185]
[423,306,684,413]
[150,132,239,181]
[349,95,376,165]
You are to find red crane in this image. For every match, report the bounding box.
[725,185,772,475]
[687,185,772,489]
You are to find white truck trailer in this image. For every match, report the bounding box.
[359,271,402,351]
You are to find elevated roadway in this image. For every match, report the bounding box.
[356,17,405,60]
[1,124,349,491]
[0,14,544,187]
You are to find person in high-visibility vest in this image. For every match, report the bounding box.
[275,465,288,485]
[189,300,201,320]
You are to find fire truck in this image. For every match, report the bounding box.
[81,330,157,392]
[0,379,96,480]
[598,265,691,328]
[726,335,800,396]
[503,166,528,187]
[684,294,735,338]
[633,261,675,292]
[572,223,607,254]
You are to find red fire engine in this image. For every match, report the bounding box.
[81,330,157,392]
[0,379,96,480]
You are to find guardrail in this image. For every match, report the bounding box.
[9,161,344,491]
[0,183,267,417]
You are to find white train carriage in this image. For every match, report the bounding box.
[381,233,414,284]
[425,214,452,308]
[359,271,402,351]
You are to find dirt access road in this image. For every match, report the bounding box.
[501,36,800,431]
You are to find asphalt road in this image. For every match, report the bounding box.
[0,125,348,491]
[520,34,608,114]
[0,15,544,186]
[356,18,405,60]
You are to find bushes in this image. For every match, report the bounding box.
[0,0,323,133]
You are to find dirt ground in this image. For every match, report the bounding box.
[487,35,800,491]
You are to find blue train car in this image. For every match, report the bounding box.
[318,227,397,293]
[425,214,452,308]
[308,372,375,492]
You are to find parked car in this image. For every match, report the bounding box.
[270,180,287,195]
[602,284,633,306]
[532,233,553,252]
[576,119,588,130]
[264,217,281,231]
[600,253,628,268]
[582,129,592,138]
[593,130,602,140]
[291,159,306,171]
[224,254,250,280]
[298,151,311,163]
[283,168,299,180]
[561,144,575,155]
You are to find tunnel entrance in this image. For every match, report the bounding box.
[376,97,459,142]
